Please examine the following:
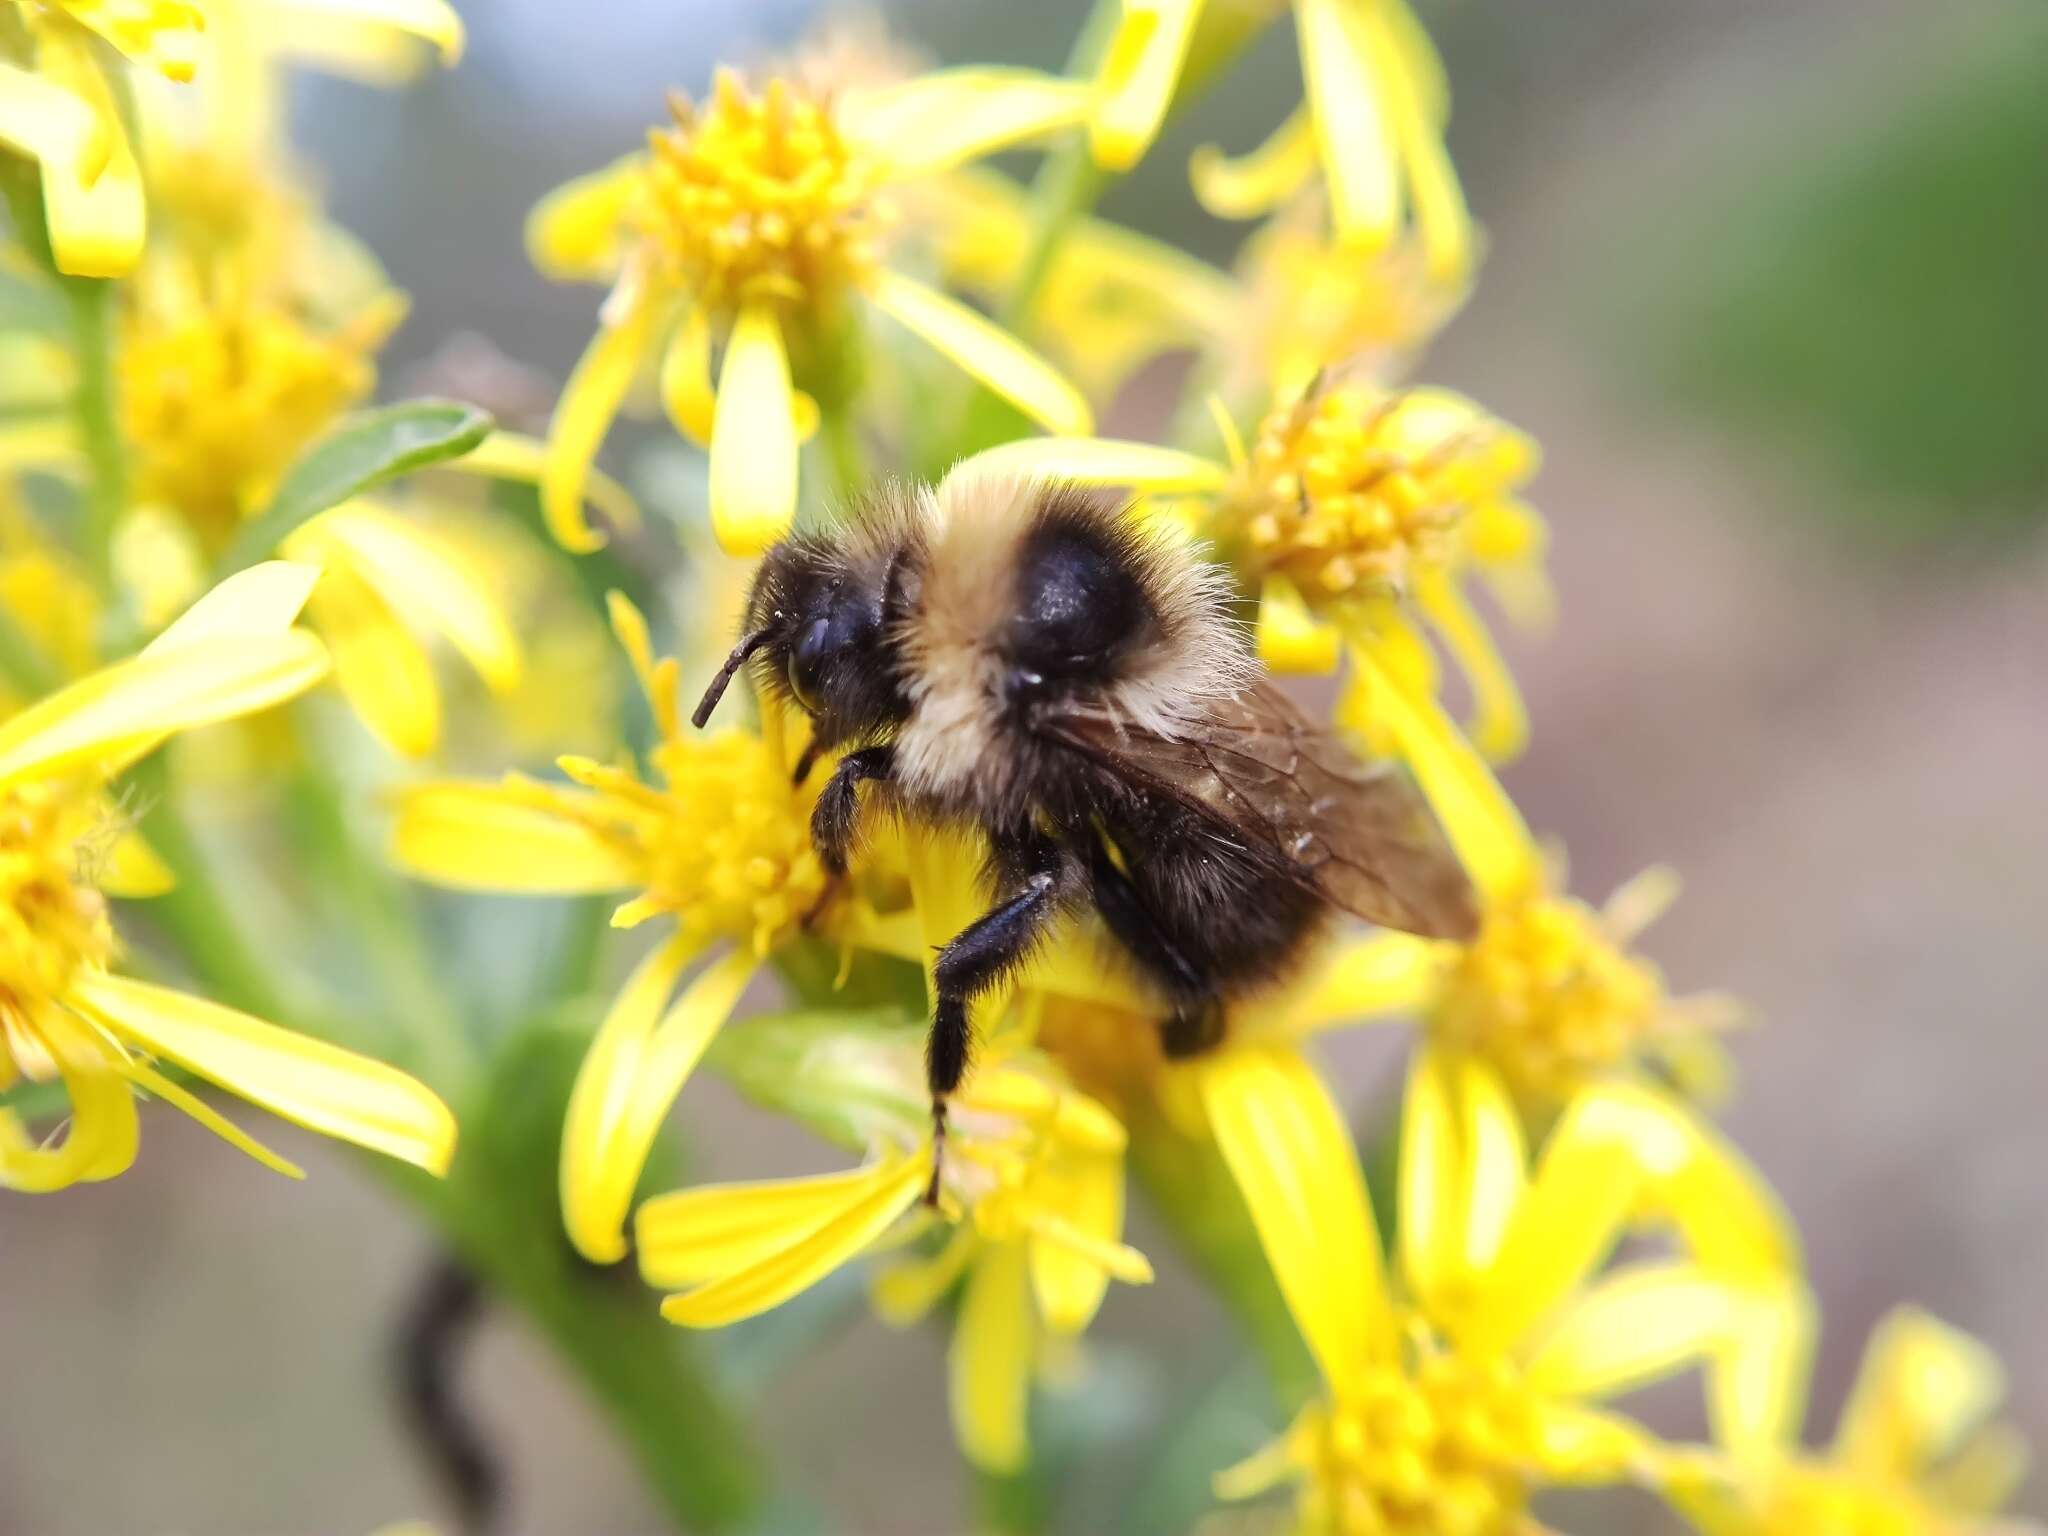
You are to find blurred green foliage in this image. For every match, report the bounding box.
[1629,5,2048,540]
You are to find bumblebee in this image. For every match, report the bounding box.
[695,473,1478,1193]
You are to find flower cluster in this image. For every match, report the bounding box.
[0,4,2026,1535]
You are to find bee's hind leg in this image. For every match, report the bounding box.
[924,829,1079,1206]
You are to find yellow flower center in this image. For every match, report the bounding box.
[637,729,828,954]
[1298,1345,1541,1536]
[1432,890,1665,1104]
[634,69,887,314]
[1753,1465,1949,1536]
[0,782,114,1048]
[119,289,383,543]
[1221,386,1535,606]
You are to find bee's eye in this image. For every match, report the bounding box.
[788,616,832,712]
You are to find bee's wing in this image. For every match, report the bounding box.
[1035,681,1481,941]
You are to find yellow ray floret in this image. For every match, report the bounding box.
[528,66,1094,556]
[1196,1041,1802,1534]
[1666,1306,2037,1536]
[0,564,457,1191]
[1090,0,1472,280]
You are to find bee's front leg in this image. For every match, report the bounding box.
[925,831,1077,1205]
[809,744,892,876]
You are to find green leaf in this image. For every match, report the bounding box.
[218,398,493,574]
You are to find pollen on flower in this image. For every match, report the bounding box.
[1287,1340,1541,1536]
[633,69,888,315]
[119,287,392,541]
[1220,385,1537,606]
[1431,887,1668,1105]
[0,784,115,1044]
[587,728,829,955]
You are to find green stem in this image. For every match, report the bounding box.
[133,755,305,1027]
[63,275,125,602]
[281,707,475,1086]
[132,754,768,1532]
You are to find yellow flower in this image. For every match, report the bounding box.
[1093,0,1471,281]
[107,141,566,760]
[0,561,457,1189]
[1229,191,1468,405]
[1329,660,1742,1108]
[636,1031,1151,1475]
[1199,1044,1796,1535]
[921,164,1236,405]
[391,593,873,1262]
[1668,1307,2038,1536]
[961,380,1549,761]
[0,0,461,277]
[527,65,1095,556]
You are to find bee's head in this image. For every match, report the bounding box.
[691,524,917,742]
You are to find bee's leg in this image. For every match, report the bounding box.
[1076,831,1204,993]
[925,831,1078,1204]
[1159,1003,1226,1058]
[810,744,892,876]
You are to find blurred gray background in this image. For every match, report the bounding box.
[4,0,2044,1530]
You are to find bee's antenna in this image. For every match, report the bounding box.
[692,627,773,728]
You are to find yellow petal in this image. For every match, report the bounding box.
[868,270,1093,438]
[1296,0,1400,246]
[0,633,328,789]
[451,430,641,536]
[543,285,661,552]
[310,568,440,758]
[526,154,645,281]
[709,303,799,557]
[98,828,175,899]
[1468,1088,1648,1355]
[951,1239,1034,1473]
[949,436,1224,494]
[0,62,107,188]
[276,0,465,65]
[393,780,640,892]
[120,1057,305,1179]
[1359,0,1471,280]
[1290,930,1441,1031]
[561,943,755,1264]
[1835,1306,2007,1481]
[842,70,1091,181]
[73,972,457,1174]
[296,505,523,693]
[1453,1054,1527,1277]
[660,302,716,446]
[1413,568,1527,763]
[1029,1153,1126,1334]
[872,1227,979,1326]
[1709,1282,1815,1466]
[661,1152,929,1327]
[1349,651,1539,906]
[0,1009,137,1192]
[31,32,145,278]
[1214,1424,1306,1503]
[1199,1046,1390,1386]
[1398,1044,1461,1311]
[1190,109,1316,221]
[1257,573,1343,674]
[638,1161,913,1290]
[1091,0,1204,172]
[1524,1262,1746,1399]
[1527,1401,1659,1484]
[145,561,322,652]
